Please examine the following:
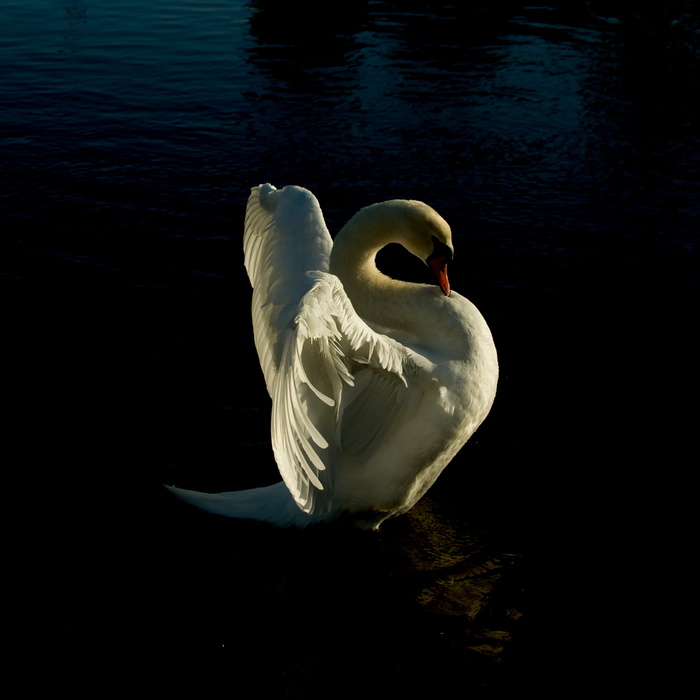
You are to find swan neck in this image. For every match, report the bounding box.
[329,206,405,299]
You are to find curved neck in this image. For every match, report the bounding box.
[329,205,431,330]
[330,217,390,291]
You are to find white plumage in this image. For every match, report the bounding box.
[167,184,498,529]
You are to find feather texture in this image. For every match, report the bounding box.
[167,184,498,529]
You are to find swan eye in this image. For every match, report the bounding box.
[427,236,453,264]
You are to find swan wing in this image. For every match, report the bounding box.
[245,184,417,517]
[272,271,412,515]
[243,183,333,395]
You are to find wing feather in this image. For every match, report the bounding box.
[243,184,332,395]
[244,185,416,516]
[270,272,412,515]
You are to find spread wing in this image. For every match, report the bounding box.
[244,183,333,395]
[271,271,412,514]
[243,185,414,515]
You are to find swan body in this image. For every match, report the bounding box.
[167,184,498,529]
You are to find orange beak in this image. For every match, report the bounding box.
[429,257,450,296]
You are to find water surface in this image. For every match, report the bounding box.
[4,1,696,694]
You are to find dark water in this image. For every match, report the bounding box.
[4,1,697,695]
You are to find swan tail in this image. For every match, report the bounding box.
[164,481,330,528]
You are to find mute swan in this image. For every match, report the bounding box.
[167,184,498,529]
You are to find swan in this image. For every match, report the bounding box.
[167,184,498,529]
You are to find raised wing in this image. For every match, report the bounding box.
[244,184,417,516]
[271,271,411,515]
[243,184,333,395]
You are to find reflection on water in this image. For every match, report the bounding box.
[3,1,695,298]
[147,488,528,693]
[403,496,523,660]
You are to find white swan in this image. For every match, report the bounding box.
[167,184,498,529]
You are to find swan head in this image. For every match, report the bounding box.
[336,199,455,296]
[381,199,454,296]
